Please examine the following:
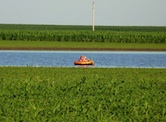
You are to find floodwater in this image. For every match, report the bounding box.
[0,50,166,68]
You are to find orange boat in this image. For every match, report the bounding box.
[74,55,94,65]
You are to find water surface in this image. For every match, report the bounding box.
[0,50,166,68]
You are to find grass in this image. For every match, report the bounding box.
[0,67,166,121]
[1,41,166,50]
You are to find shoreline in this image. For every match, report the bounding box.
[0,47,166,51]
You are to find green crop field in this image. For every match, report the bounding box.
[0,67,166,121]
[0,24,166,43]
[0,24,166,51]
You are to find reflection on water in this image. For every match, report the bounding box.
[0,50,166,68]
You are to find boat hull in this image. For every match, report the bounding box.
[74,60,94,65]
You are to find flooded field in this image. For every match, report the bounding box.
[0,50,166,68]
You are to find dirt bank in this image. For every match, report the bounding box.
[0,47,166,51]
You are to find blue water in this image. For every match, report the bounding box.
[0,50,166,68]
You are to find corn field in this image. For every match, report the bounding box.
[0,24,166,43]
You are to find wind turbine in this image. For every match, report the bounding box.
[92,0,95,31]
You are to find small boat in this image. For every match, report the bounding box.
[74,55,94,65]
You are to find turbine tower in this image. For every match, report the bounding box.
[92,0,95,31]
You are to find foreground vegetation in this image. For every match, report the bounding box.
[0,67,166,121]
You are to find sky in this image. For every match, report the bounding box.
[0,0,166,26]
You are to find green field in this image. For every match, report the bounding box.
[1,41,166,51]
[0,67,166,121]
[0,24,166,51]
[0,28,165,43]
[0,24,166,121]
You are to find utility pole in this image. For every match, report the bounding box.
[92,0,95,31]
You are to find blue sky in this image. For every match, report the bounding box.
[0,0,166,26]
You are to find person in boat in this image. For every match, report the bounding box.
[79,55,89,61]
[74,55,94,65]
